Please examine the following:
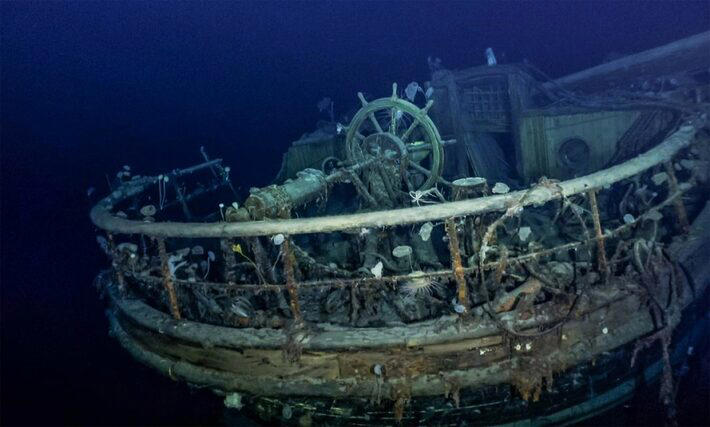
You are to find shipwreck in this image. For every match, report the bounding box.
[91,32,710,425]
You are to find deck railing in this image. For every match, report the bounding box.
[92,118,703,329]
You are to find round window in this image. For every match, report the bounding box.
[558,138,590,174]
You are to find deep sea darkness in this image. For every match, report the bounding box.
[1,2,709,425]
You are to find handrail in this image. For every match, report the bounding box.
[90,120,701,238]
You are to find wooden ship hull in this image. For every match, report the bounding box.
[91,33,710,425]
[104,272,707,425]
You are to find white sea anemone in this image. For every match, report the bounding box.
[518,226,532,242]
[418,222,434,241]
[404,81,421,102]
[224,392,244,410]
[392,245,414,271]
[491,182,510,194]
[272,234,285,245]
[370,261,383,278]
[400,274,441,298]
[140,204,157,217]
[392,245,412,258]
[651,172,668,186]
[373,364,383,376]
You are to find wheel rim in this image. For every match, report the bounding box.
[345,83,444,191]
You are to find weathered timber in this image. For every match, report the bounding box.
[107,285,673,398]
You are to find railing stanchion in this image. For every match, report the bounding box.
[156,237,182,320]
[446,218,468,313]
[587,189,610,278]
[221,238,238,282]
[107,233,127,294]
[664,161,690,233]
[282,237,303,324]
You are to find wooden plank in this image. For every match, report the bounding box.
[123,309,508,380]
[107,288,667,397]
[415,335,503,353]
[336,343,507,379]
[122,317,341,380]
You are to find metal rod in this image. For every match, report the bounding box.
[172,180,193,221]
[199,146,220,179]
[160,181,225,212]
[200,146,238,199]
[174,158,223,177]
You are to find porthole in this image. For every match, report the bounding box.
[558,138,590,174]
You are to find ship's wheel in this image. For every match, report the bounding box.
[345,83,444,191]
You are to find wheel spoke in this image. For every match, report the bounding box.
[389,108,396,134]
[401,117,421,142]
[406,142,433,154]
[409,161,432,176]
[352,141,366,160]
[368,113,383,133]
[409,161,452,187]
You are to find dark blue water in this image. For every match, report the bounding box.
[2,2,708,425]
